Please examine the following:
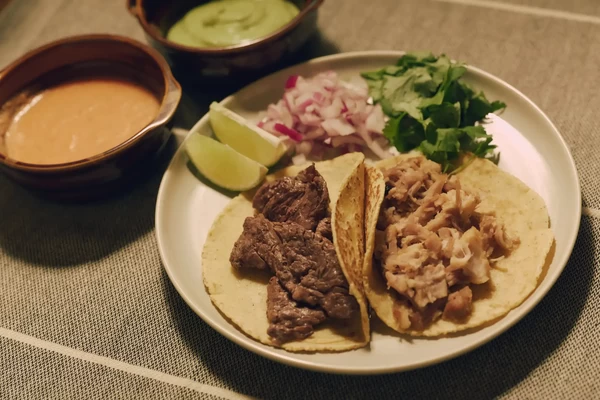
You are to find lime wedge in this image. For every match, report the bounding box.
[209,102,287,167]
[186,133,267,191]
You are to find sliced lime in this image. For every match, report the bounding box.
[185,133,267,191]
[209,102,287,167]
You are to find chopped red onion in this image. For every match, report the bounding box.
[259,71,390,159]
[285,75,299,89]
[274,123,302,142]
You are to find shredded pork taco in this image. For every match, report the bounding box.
[363,154,554,336]
[202,153,370,352]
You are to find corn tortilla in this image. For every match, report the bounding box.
[202,153,370,352]
[363,155,555,336]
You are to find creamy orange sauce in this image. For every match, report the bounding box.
[4,77,160,164]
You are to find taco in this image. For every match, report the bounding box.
[202,153,370,352]
[363,154,554,336]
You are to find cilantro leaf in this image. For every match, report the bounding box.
[419,63,466,109]
[360,70,385,81]
[460,126,497,162]
[463,91,506,126]
[397,52,437,68]
[462,125,488,140]
[418,128,461,169]
[365,78,384,103]
[384,113,425,152]
[424,102,461,128]
[363,52,505,171]
[381,74,423,120]
[384,65,404,75]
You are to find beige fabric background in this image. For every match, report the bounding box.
[0,0,598,399]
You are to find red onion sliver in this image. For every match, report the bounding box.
[274,123,302,142]
[313,92,325,104]
[285,75,299,89]
[296,99,314,112]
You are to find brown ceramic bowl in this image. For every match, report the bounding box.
[0,34,181,200]
[126,0,324,84]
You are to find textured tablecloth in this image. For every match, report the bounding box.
[1,0,598,399]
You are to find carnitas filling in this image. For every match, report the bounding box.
[375,156,520,330]
[229,165,358,345]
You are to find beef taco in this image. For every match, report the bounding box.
[363,154,554,336]
[202,153,370,352]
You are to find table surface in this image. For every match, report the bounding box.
[1,0,599,399]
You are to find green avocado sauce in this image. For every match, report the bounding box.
[166,0,300,48]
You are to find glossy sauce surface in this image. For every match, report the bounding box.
[4,77,160,165]
[166,0,299,48]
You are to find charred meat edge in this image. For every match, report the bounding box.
[230,165,357,344]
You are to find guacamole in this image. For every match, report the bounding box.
[167,0,300,48]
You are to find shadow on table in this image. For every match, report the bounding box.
[163,216,595,400]
[0,32,338,269]
[0,137,178,268]
[174,30,340,114]
[287,30,340,65]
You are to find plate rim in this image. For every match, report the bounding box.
[155,50,582,375]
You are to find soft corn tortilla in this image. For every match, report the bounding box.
[202,153,370,352]
[363,155,555,337]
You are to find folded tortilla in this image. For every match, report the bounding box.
[363,155,555,336]
[202,152,370,352]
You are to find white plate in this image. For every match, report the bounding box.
[155,51,581,375]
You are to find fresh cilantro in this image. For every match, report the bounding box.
[381,75,424,120]
[463,91,506,126]
[361,70,385,80]
[365,78,384,103]
[424,102,461,128]
[384,113,424,152]
[418,128,462,169]
[362,52,506,172]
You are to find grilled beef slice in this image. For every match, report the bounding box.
[229,215,357,319]
[266,277,327,345]
[230,216,358,318]
[230,165,357,344]
[252,164,329,231]
[315,217,333,241]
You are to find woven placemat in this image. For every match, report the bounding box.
[0,0,598,398]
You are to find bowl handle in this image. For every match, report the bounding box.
[126,0,140,18]
[150,73,182,128]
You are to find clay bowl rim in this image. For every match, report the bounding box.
[0,33,182,173]
[127,0,324,54]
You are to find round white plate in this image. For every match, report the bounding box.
[155,51,581,375]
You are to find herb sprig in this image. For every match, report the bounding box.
[362,52,505,172]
